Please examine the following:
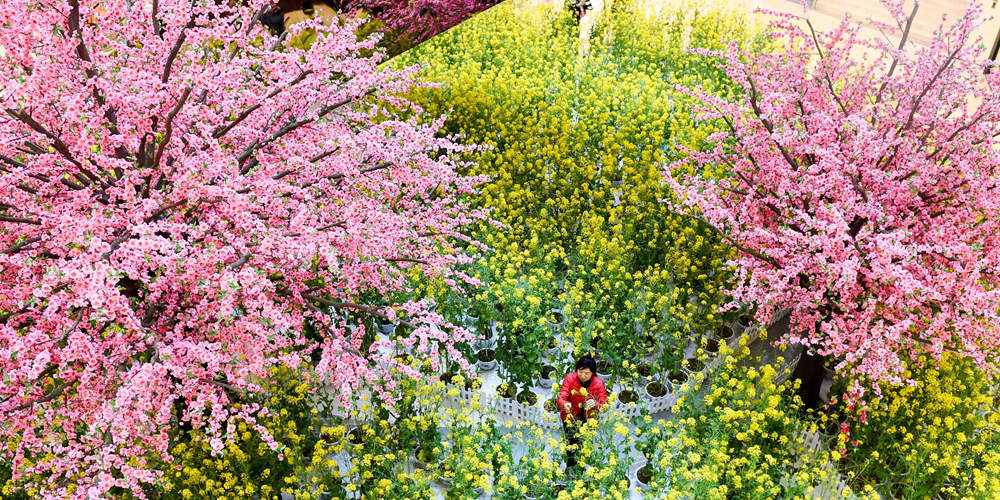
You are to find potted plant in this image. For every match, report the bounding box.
[617,388,639,405]
[717,324,735,344]
[495,324,546,407]
[681,357,704,375]
[703,337,720,357]
[516,389,538,406]
[596,358,614,379]
[545,336,560,357]
[476,348,497,371]
[543,397,560,415]
[547,307,567,332]
[496,382,516,400]
[735,312,754,334]
[633,413,661,490]
[642,335,659,361]
[540,364,558,386]
[666,370,688,392]
[644,380,668,401]
[637,361,653,381]
[438,410,493,499]
[474,329,497,350]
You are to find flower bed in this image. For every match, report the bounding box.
[397,0,766,396]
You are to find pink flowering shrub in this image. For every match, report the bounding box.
[360,0,502,44]
[664,1,1000,403]
[316,0,502,47]
[0,0,484,497]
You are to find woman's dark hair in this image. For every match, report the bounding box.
[575,355,597,373]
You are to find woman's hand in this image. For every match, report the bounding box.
[563,402,573,413]
[584,399,596,410]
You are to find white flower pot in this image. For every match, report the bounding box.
[630,460,652,491]
[643,381,669,402]
[476,349,497,371]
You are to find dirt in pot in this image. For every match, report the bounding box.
[516,390,538,406]
[619,389,638,404]
[465,377,483,391]
[541,365,556,380]
[668,370,687,385]
[637,465,653,485]
[416,445,437,464]
[718,325,733,339]
[683,358,704,372]
[646,382,667,398]
[705,338,720,354]
[551,311,565,324]
[348,427,364,445]
[596,359,612,375]
[638,363,652,378]
[477,349,495,362]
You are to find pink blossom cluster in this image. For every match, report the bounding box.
[345,0,503,45]
[664,1,1000,404]
[0,0,485,496]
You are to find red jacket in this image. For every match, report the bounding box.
[557,372,607,422]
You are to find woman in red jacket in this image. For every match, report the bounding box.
[557,355,607,472]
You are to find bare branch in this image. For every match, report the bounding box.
[0,153,26,169]
[900,46,961,133]
[745,77,802,171]
[211,70,313,139]
[229,252,252,271]
[805,19,848,116]
[144,199,187,223]
[201,378,247,394]
[152,86,192,170]
[161,18,194,84]
[5,109,86,172]
[2,236,42,255]
[102,231,133,261]
[302,294,417,332]
[3,380,77,415]
[152,0,162,37]
[386,257,429,265]
[0,215,41,225]
[238,88,377,174]
[874,2,919,108]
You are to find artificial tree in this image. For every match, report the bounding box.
[665,1,1000,408]
[0,0,483,496]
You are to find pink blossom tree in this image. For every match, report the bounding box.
[664,1,1000,406]
[354,0,502,44]
[0,0,484,496]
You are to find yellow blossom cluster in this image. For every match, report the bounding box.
[396,0,767,384]
[154,366,344,500]
[648,343,829,499]
[824,353,1000,499]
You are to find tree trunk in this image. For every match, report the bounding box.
[792,351,827,410]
